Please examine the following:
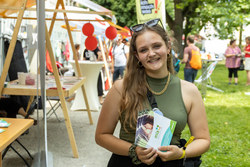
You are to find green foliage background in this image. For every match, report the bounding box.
[92,0,249,41]
[177,61,250,166]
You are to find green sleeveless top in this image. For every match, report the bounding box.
[119,74,187,145]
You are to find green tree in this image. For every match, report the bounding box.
[166,0,249,54]
[93,0,137,27]
[92,0,250,55]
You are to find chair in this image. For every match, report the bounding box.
[46,93,75,122]
[46,63,70,122]
[46,96,63,121]
[1,103,36,167]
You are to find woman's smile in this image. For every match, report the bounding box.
[148,57,161,64]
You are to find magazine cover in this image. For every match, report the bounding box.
[0,119,11,128]
[135,110,176,149]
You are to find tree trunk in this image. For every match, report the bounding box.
[172,0,184,57]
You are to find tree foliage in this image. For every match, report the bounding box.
[92,0,137,27]
[92,0,250,53]
[188,0,250,39]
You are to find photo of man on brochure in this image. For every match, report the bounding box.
[135,110,177,149]
[135,113,154,147]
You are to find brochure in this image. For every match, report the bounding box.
[135,110,176,149]
[0,129,5,133]
[0,119,11,128]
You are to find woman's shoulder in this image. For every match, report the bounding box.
[180,79,201,113]
[236,46,241,52]
[180,79,200,95]
[112,79,124,95]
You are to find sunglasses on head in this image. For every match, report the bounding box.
[130,18,164,33]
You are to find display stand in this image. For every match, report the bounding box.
[195,59,224,100]
[0,0,102,158]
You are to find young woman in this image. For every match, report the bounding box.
[244,36,250,86]
[95,19,210,167]
[224,39,242,85]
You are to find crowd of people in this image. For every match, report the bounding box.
[73,34,249,104]
[224,37,250,86]
[1,15,248,166]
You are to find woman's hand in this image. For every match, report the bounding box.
[136,146,158,165]
[157,145,183,161]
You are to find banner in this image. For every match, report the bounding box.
[136,0,166,27]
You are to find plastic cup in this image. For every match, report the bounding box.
[18,72,27,85]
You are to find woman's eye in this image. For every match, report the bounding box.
[154,44,161,49]
[139,48,147,53]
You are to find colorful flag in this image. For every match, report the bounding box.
[46,51,53,72]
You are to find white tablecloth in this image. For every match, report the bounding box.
[69,60,104,111]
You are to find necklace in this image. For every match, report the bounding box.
[146,73,171,95]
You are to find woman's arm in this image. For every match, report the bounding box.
[95,80,132,156]
[225,53,236,57]
[244,50,250,54]
[181,80,210,158]
[181,53,189,63]
[224,47,236,57]
[157,81,210,161]
[95,80,158,165]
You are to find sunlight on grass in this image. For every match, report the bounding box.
[177,63,250,167]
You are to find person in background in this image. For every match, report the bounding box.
[83,47,104,104]
[171,49,180,74]
[181,35,201,83]
[244,36,250,86]
[122,38,130,47]
[74,44,81,60]
[169,34,180,74]
[95,19,210,166]
[111,34,129,83]
[0,97,37,125]
[224,39,241,85]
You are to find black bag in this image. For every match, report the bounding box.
[239,59,245,71]
[179,139,202,167]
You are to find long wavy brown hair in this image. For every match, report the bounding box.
[120,24,175,131]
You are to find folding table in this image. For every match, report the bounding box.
[0,0,113,158]
[0,118,34,167]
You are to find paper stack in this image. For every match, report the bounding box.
[135,110,176,149]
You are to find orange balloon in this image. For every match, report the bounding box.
[82,23,94,36]
[85,36,98,51]
[105,26,117,40]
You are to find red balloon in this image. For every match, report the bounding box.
[82,23,94,36]
[85,36,98,51]
[105,26,117,40]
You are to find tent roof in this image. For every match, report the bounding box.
[0,0,36,17]
[73,0,112,14]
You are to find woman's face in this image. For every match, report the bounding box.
[232,41,237,47]
[246,39,250,45]
[135,31,169,77]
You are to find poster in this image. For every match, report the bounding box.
[136,0,166,28]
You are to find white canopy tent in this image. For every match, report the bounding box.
[50,5,110,36]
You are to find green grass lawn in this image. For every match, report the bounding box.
[177,61,250,167]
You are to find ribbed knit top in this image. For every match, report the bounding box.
[119,74,187,145]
